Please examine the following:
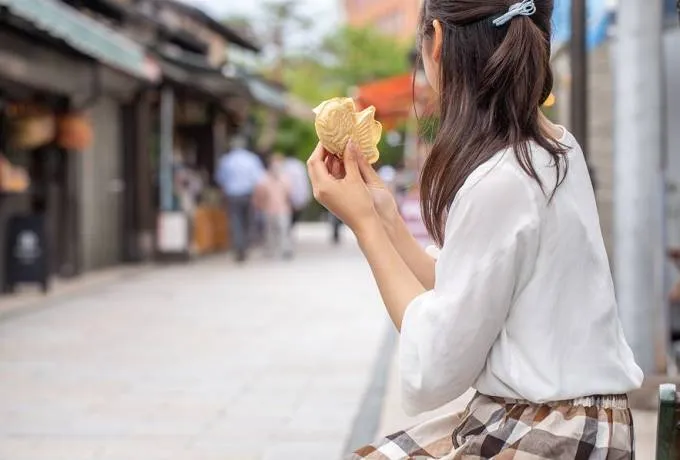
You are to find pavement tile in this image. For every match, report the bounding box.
[95,436,192,460]
[261,441,345,460]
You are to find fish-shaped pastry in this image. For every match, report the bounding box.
[312,97,382,164]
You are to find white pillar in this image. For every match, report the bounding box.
[613,0,666,374]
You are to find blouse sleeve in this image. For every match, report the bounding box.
[399,165,541,415]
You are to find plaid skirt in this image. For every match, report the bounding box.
[349,393,634,459]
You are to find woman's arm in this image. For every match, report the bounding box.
[354,158,437,289]
[382,209,436,290]
[355,217,427,331]
[307,143,427,330]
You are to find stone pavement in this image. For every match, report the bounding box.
[0,224,388,460]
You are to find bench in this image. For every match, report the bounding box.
[657,384,680,459]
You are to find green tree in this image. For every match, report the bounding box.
[275,26,411,163]
[320,26,411,89]
[282,55,343,105]
[255,1,313,151]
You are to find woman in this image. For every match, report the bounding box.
[307,0,643,458]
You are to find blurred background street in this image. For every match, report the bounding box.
[0,225,388,459]
[0,224,660,459]
[0,0,679,458]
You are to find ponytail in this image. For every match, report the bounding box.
[417,0,567,246]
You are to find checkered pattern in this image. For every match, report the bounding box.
[348,393,634,459]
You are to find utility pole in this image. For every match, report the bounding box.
[614,0,665,374]
[570,0,588,158]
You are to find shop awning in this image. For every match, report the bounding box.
[226,65,313,120]
[356,74,415,128]
[156,45,249,100]
[245,80,315,122]
[356,73,438,128]
[246,78,288,112]
[0,0,160,81]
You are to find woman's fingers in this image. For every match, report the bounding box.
[307,143,330,184]
[342,141,361,180]
[357,152,382,186]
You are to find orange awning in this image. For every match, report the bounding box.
[355,74,415,128]
[356,73,436,129]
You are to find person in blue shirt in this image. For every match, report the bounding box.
[215,136,265,262]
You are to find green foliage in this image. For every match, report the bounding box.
[377,126,407,167]
[320,26,411,90]
[282,56,343,106]
[273,115,318,162]
[282,26,410,106]
[273,26,411,164]
[261,0,311,30]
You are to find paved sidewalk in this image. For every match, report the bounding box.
[0,224,387,460]
[376,348,658,458]
[0,265,152,322]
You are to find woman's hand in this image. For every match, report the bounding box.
[356,156,400,228]
[324,148,400,229]
[307,142,380,236]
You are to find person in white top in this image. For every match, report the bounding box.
[253,155,293,259]
[307,0,643,458]
[282,155,311,230]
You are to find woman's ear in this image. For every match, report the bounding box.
[431,20,443,65]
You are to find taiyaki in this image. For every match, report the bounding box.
[312,97,382,164]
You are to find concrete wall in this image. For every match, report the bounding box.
[664,29,680,251]
[583,31,680,273]
[588,43,616,260]
[79,97,123,271]
[552,43,616,260]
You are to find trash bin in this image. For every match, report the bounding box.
[4,214,49,293]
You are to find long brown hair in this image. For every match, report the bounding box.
[417,0,567,246]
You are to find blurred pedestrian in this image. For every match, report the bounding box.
[282,155,311,232]
[253,155,293,260]
[377,163,397,195]
[215,136,264,262]
[329,213,342,245]
[398,182,432,249]
[308,0,642,457]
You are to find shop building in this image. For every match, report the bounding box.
[0,0,160,290]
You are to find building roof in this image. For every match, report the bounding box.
[0,0,160,81]
[156,0,261,53]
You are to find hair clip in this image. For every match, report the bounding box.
[492,0,537,27]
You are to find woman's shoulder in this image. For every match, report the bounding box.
[456,148,538,204]
[457,134,575,208]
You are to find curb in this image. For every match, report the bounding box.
[343,323,397,456]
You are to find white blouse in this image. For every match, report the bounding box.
[399,129,644,416]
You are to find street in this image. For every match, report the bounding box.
[0,225,389,460]
[0,223,660,459]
